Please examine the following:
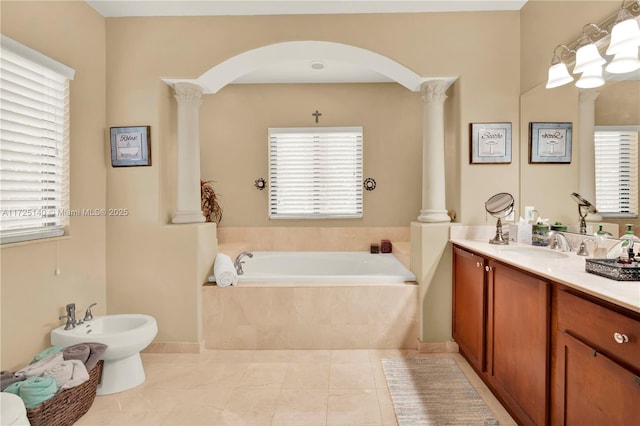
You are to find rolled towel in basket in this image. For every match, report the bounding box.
[16,352,63,378]
[30,345,63,364]
[0,370,25,391]
[16,376,58,409]
[43,359,88,390]
[59,360,89,390]
[84,343,108,371]
[62,343,90,364]
[214,253,238,287]
[63,342,107,371]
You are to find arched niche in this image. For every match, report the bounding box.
[163,40,455,93]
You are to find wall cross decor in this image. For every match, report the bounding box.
[312,110,322,123]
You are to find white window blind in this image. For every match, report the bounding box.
[594,126,639,218]
[269,127,363,219]
[0,35,75,244]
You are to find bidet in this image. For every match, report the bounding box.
[51,314,157,395]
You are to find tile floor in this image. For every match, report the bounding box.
[77,350,516,426]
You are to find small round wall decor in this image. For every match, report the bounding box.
[363,177,377,191]
[254,178,267,190]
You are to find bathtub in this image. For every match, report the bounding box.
[216,251,416,284]
[203,250,419,349]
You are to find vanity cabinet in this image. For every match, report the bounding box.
[452,246,550,426]
[486,260,550,426]
[452,246,487,372]
[452,244,640,426]
[552,288,640,425]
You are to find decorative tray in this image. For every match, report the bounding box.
[585,259,640,281]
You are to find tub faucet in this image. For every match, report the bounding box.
[234,251,253,275]
[548,231,572,252]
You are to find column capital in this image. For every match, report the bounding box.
[579,89,600,103]
[174,82,204,106]
[420,80,448,104]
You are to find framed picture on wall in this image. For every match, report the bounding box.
[110,126,151,167]
[529,122,572,164]
[469,122,512,164]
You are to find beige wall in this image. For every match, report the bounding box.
[0,1,107,370]
[106,11,520,230]
[203,83,422,227]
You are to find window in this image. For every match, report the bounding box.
[268,127,363,219]
[0,35,75,244]
[594,126,639,218]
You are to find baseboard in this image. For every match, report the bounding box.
[143,341,204,354]
[418,340,459,353]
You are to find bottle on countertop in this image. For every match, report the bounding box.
[618,224,639,263]
[593,224,607,259]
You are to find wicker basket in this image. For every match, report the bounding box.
[25,360,103,426]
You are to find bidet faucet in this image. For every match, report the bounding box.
[234,251,253,275]
[83,303,97,321]
[66,303,76,325]
[548,231,572,252]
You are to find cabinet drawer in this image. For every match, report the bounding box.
[557,289,640,370]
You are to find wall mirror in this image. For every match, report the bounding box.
[519,68,639,238]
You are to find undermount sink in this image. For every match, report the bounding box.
[501,247,569,259]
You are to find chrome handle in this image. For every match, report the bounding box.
[476,262,482,268]
[485,265,492,272]
[83,303,97,321]
[613,332,629,344]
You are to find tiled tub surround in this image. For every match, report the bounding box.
[203,283,419,350]
[207,227,416,350]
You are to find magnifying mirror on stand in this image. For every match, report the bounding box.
[571,192,598,235]
[486,192,515,245]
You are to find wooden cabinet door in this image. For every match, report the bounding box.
[553,330,640,426]
[452,246,486,373]
[487,260,550,426]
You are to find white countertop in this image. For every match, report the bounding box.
[450,235,640,314]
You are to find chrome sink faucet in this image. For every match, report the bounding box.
[234,251,253,275]
[58,303,77,330]
[548,231,572,252]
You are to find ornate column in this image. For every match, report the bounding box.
[172,82,205,224]
[578,89,602,222]
[418,80,451,223]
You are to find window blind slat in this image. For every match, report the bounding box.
[0,36,72,244]
[594,127,639,217]
[268,127,363,219]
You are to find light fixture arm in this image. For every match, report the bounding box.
[550,44,574,65]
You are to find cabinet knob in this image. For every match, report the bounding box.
[613,332,629,344]
[485,265,492,272]
[476,262,482,268]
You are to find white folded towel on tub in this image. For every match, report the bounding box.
[214,253,238,287]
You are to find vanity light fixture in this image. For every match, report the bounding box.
[545,0,640,89]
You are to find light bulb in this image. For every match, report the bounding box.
[546,62,574,88]
[606,12,640,55]
[574,43,606,74]
[606,46,640,73]
[575,65,605,88]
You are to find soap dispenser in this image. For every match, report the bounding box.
[618,224,639,262]
[593,225,607,259]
